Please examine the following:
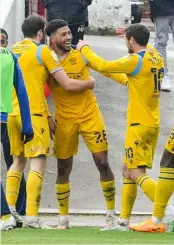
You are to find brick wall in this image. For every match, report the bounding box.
[25,0,45,17]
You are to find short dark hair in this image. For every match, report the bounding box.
[125,24,150,46]
[22,14,45,38]
[0,28,8,40]
[46,19,68,37]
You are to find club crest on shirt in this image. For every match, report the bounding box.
[69,57,77,65]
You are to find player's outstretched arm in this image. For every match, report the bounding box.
[77,40,138,74]
[102,72,128,86]
[52,70,95,91]
[87,58,128,86]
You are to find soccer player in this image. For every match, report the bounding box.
[0,46,34,230]
[76,23,167,229]
[0,28,27,218]
[6,15,94,229]
[46,19,127,230]
[129,128,174,233]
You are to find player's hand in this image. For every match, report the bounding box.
[88,76,95,89]
[48,116,56,140]
[21,132,34,144]
[115,27,126,36]
[76,40,89,51]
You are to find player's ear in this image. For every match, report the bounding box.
[37,30,42,40]
[130,37,134,44]
[50,35,55,43]
[38,30,42,36]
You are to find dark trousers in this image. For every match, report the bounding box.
[70,24,85,46]
[1,183,11,216]
[1,123,26,215]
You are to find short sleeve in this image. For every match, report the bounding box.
[41,46,62,74]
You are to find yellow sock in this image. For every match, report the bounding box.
[26,171,43,216]
[120,178,137,220]
[56,183,70,215]
[101,180,116,211]
[153,168,174,218]
[6,171,22,207]
[137,174,156,202]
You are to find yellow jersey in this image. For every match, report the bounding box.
[48,48,127,124]
[11,39,61,116]
[80,46,164,128]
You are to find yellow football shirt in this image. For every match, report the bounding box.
[48,48,127,124]
[11,39,61,115]
[80,46,164,128]
[11,39,36,116]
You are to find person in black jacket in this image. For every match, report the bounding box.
[42,0,92,45]
[149,0,174,92]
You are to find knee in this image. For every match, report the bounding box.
[30,156,46,174]
[58,166,69,177]
[57,158,73,182]
[13,156,25,166]
[11,155,26,172]
[122,164,130,179]
[156,41,167,47]
[129,168,146,183]
[57,163,71,178]
[95,157,110,174]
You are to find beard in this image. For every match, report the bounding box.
[55,43,71,52]
[128,43,134,54]
[128,48,134,54]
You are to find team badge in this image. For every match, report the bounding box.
[69,57,77,65]
[41,128,45,134]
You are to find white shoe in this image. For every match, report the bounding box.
[108,218,129,231]
[167,220,174,232]
[11,210,27,228]
[26,216,54,229]
[101,213,117,231]
[166,205,174,221]
[0,215,16,231]
[161,76,171,92]
[165,204,174,232]
[57,216,70,230]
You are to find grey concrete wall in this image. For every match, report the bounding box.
[88,0,131,34]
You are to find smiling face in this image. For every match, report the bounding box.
[50,26,72,52]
